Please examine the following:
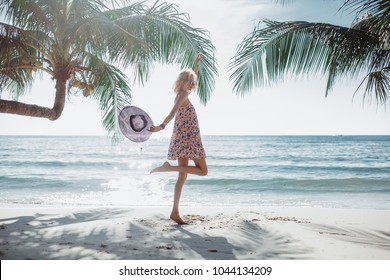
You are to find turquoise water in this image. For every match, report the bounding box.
[1,135,389,209]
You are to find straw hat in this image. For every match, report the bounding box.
[118,106,153,142]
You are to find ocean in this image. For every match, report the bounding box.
[1,135,389,209]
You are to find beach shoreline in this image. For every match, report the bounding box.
[1,206,389,260]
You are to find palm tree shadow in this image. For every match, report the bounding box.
[174,219,312,259]
[176,226,238,259]
[236,220,312,259]
[310,224,390,251]
[0,209,313,260]
[0,208,135,259]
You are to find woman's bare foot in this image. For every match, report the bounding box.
[170,212,187,225]
[150,161,171,173]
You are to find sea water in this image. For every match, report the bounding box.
[0,135,389,209]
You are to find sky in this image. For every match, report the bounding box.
[0,0,389,137]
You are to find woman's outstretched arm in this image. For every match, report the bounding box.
[148,91,190,132]
[194,54,201,74]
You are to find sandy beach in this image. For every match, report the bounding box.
[0,206,389,260]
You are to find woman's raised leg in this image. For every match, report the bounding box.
[151,158,208,176]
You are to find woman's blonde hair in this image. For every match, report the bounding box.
[173,69,197,94]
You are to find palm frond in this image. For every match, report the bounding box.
[90,60,132,138]
[342,0,390,17]
[0,0,57,32]
[348,2,390,39]
[229,19,387,102]
[0,22,39,96]
[69,1,144,48]
[0,63,34,98]
[355,70,390,105]
[229,20,334,94]
[112,1,218,104]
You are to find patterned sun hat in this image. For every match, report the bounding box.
[118,106,154,142]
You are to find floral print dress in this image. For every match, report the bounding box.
[168,101,206,160]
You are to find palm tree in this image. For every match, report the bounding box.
[0,0,217,138]
[229,0,389,105]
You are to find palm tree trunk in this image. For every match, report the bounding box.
[51,76,66,120]
[0,78,66,120]
[0,99,56,119]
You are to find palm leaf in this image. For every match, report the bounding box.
[86,58,132,139]
[0,0,56,32]
[111,1,218,104]
[229,18,388,103]
[355,69,390,105]
[0,22,37,95]
[66,2,145,60]
[342,0,390,17]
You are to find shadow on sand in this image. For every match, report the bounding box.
[3,208,388,260]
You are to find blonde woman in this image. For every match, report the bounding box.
[148,54,208,224]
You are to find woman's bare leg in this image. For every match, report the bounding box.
[170,158,188,224]
[151,158,208,176]
[151,158,208,224]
